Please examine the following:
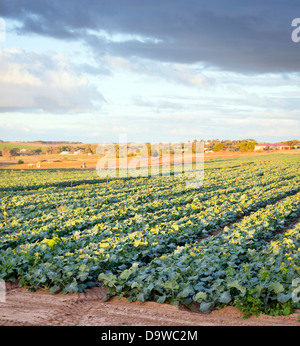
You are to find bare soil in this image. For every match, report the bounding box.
[0,284,299,326]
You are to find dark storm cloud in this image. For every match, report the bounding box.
[1,0,300,73]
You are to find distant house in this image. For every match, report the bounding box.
[254,143,291,151]
[73,150,82,155]
[59,151,70,155]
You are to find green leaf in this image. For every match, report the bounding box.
[65,281,78,293]
[131,281,142,289]
[255,285,264,296]
[194,291,207,302]
[218,291,231,304]
[176,286,194,299]
[128,296,137,302]
[47,271,59,280]
[268,282,284,294]
[163,280,179,291]
[49,285,60,294]
[137,293,145,302]
[156,295,167,304]
[77,271,89,282]
[98,272,116,286]
[227,280,246,294]
[277,293,291,304]
[102,294,110,302]
[200,301,213,313]
[170,300,179,306]
[119,269,133,281]
[39,275,47,283]
[79,264,89,272]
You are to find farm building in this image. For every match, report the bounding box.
[254,143,291,151]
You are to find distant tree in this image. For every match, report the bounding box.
[11,148,20,156]
[283,140,300,147]
[239,142,255,152]
[67,145,75,153]
[1,147,13,159]
[27,148,42,155]
[85,145,93,154]
[213,142,225,152]
[239,142,248,152]
[46,146,55,154]
[246,142,256,152]
[34,148,42,155]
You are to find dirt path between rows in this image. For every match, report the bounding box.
[0,285,299,326]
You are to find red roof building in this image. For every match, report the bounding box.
[254,143,291,151]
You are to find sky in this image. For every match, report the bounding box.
[0,0,300,143]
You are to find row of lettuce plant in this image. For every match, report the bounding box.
[2,173,300,295]
[1,162,300,250]
[100,192,300,317]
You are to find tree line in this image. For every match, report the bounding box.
[1,139,299,159]
[0,144,98,159]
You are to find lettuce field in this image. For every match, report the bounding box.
[1,153,300,318]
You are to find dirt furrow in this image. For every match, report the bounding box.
[0,286,299,326]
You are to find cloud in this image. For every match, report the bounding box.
[1,0,299,74]
[106,55,212,87]
[0,47,104,112]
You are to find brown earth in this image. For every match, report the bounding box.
[0,284,299,326]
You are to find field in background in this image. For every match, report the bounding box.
[1,148,300,170]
